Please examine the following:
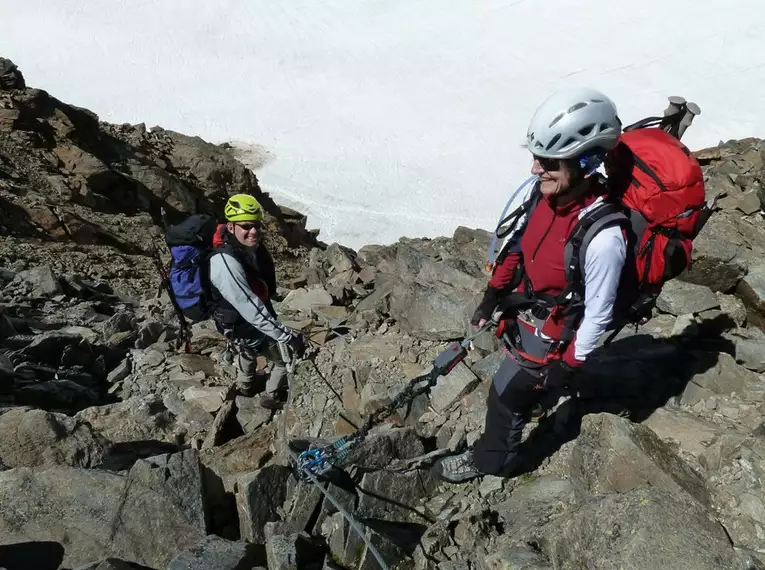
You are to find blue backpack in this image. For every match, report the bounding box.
[165,214,219,322]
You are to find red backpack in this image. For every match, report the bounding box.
[489,99,715,350]
[561,106,715,343]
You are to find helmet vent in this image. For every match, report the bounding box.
[568,102,587,113]
[578,124,595,136]
[546,133,561,150]
[549,113,565,128]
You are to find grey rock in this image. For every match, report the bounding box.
[680,212,748,292]
[200,427,275,494]
[264,522,298,570]
[285,479,323,534]
[75,395,178,444]
[283,285,333,313]
[394,243,483,291]
[11,265,62,297]
[0,407,108,470]
[73,560,148,570]
[236,465,291,543]
[61,325,100,343]
[715,291,748,326]
[234,396,272,434]
[0,310,16,339]
[481,544,553,570]
[106,358,132,384]
[103,311,137,339]
[430,362,480,413]
[16,331,89,367]
[130,449,209,532]
[680,351,761,405]
[346,426,426,469]
[544,487,742,570]
[732,336,765,372]
[655,280,719,316]
[350,277,395,328]
[167,535,257,570]
[14,379,100,412]
[324,242,360,274]
[0,459,207,568]
[356,468,437,524]
[202,399,236,449]
[469,351,505,383]
[491,475,578,540]
[390,280,477,340]
[0,57,25,89]
[135,320,163,348]
[357,243,398,273]
[162,391,214,436]
[570,414,710,506]
[182,386,226,413]
[738,263,765,327]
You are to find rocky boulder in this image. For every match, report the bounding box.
[0,57,25,90]
[0,407,108,470]
[0,449,208,568]
[570,414,710,506]
[543,487,744,570]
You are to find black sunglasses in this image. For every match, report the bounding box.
[236,222,262,231]
[532,155,562,172]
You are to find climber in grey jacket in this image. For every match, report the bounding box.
[208,194,305,410]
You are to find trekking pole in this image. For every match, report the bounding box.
[160,206,171,232]
[677,101,701,141]
[660,96,701,140]
[150,240,192,353]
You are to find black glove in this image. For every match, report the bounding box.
[471,286,501,326]
[288,332,308,358]
[543,360,577,391]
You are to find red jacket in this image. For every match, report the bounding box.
[489,190,605,366]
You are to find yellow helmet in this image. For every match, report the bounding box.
[225,194,263,222]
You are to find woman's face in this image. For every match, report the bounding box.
[531,155,574,197]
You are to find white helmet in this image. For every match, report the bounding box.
[526,88,622,159]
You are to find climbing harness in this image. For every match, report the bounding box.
[290,319,496,481]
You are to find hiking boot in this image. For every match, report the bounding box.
[433,450,484,484]
[259,393,286,411]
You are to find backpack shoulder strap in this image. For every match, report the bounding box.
[564,201,629,288]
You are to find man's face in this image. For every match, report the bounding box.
[227,220,262,248]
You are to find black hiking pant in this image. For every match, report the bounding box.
[473,354,549,476]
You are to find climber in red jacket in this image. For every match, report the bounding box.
[435,87,628,483]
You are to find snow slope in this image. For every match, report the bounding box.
[3,0,765,249]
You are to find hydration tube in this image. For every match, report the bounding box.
[485,175,538,271]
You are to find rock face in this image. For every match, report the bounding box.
[0,407,108,469]
[544,487,742,570]
[570,414,710,506]
[0,452,209,568]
